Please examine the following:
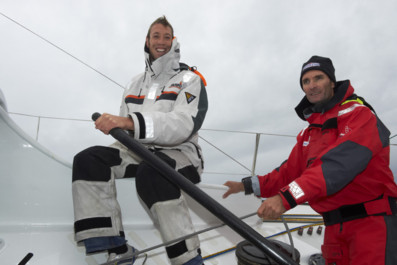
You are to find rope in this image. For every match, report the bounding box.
[281,215,296,261]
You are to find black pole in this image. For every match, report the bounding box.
[92,113,299,265]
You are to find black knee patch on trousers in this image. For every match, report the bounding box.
[166,240,188,259]
[136,152,180,209]
[136,151,200,209]
[178,165,201,184]
[166,241,201,260]
[72,146,122,182]
[74,216,112,233]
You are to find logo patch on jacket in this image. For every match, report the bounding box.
[289,181,305,199]
[169,81,183,89]
[185,92,196,104]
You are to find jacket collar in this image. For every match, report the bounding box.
[144,37,181,78]
[295,80,353,121]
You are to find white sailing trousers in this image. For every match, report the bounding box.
[72,142,201,265]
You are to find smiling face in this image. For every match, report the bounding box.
[145,23,173,60]
[301,70,335,105]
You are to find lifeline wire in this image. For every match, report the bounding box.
[199,135,252,173]
[0,11,125,89]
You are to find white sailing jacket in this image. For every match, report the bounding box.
[119,37,208,173]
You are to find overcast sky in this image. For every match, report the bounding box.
[1,0,396,183]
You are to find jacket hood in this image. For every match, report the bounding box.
[144,37,181,77]
[295,80,354,121]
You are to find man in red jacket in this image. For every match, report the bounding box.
[223,56,397,265]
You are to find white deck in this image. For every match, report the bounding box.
[0,94,323,265]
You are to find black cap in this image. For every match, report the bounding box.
[300,56,336,87]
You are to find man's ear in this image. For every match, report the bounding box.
[145,37,149,47]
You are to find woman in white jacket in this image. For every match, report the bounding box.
[72,16,208,265]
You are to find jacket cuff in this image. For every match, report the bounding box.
[130,112,145,139]
[241,177,253,195]
[279,188,296,210]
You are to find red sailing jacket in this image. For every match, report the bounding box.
[257,80,397,214]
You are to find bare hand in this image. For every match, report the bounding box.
[95,113,134,135]
[257,195,286,220]
[223,181,244,199]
